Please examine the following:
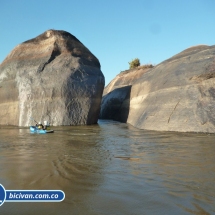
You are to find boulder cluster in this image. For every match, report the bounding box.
[1,29,215,133]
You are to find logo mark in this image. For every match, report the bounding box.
[0,184,6,206]
[0,184,65,206]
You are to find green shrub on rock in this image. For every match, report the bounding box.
[129,58,140,69]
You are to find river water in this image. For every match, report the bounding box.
[0,120,215,215]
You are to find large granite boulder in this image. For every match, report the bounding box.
[101,45,215,133]
[128,45,215,133]
[0,30,105,126]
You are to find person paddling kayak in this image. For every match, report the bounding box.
[30,118,54,133]
[36,122,44,130]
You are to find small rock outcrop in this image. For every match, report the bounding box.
[101,45,215,133]
[0,30,105,126]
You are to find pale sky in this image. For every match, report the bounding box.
[0,0,214,85]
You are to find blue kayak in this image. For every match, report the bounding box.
[30,126,54,134]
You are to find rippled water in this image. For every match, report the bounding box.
[0,120,215,215]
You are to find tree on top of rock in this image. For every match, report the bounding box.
[129,58,140,69]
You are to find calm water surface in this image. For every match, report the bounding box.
[0,120,215,215]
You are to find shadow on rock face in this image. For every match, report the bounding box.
[99,86,131,123]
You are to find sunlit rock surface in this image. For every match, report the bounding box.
[101,45,215,133]
[0,30,104,126]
